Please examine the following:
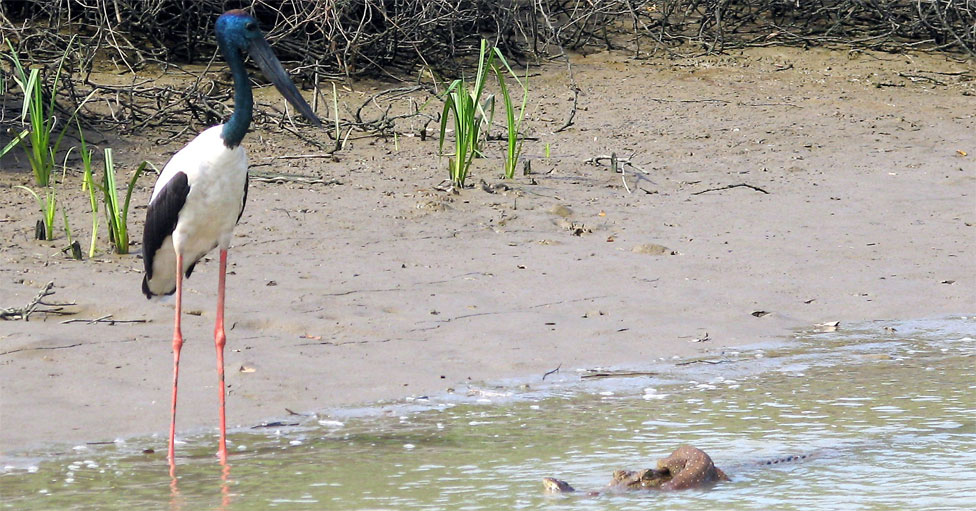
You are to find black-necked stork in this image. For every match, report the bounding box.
[141,9,320,468]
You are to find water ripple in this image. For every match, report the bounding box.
[3,317,975,510]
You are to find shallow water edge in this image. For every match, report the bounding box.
[1,316,974,510]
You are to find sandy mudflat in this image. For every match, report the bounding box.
[1,47,973,457]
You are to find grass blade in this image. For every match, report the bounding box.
[100,148,149,254]
[0,129,29,158]
[492,51,529,179]
[77,121,99,257]
[122,161,150,229]
[102,148,123,251]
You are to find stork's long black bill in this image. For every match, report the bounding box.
[248,38,322,127]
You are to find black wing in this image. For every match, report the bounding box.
[142,172,190,298]
[237,173,248,223]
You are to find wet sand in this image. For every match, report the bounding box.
[1,47,973,456]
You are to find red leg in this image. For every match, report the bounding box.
[214,249,229,464]
[169,254,184,476]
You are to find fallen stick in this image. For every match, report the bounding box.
[554,86,580,133]
[675,359,731,366]
[648,98,730,104]
[264,153,336,161]
[61,314,148,325]
[250,170,342,185]
[1,282,75,321]
[898,72,947,86]
[580,370,658,380]
[692,183,769,195]
[586,153,649,174]
[542,363,562,380]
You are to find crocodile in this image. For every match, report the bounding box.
[543,445,729,494]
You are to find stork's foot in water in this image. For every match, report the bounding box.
[543,445,728,495]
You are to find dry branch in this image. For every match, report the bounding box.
[692,183,770,195]
[1,281,76,321]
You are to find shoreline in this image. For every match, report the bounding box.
[2,313,970,467]
[0,317,861,464]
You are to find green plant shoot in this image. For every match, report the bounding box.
[100,148,149,255]
[7,36,77,187]
[16,185,56,241]
[439,39,496,188]
[78,121,99,257]
[491,49,529,179]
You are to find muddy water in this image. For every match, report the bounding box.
[2,317,973,510]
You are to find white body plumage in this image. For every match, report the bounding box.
[143,125,248,297]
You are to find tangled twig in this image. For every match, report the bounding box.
[1,281,77,321]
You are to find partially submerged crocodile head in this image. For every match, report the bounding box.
[543,445,728,495]
[609,468,672,490]
[542,477,577,494]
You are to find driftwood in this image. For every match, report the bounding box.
[61,314,147,325]
[0,281,76,321]
[580,369,658,380]
[692,183,770,195]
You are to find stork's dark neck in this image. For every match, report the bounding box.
[220,45,252,148]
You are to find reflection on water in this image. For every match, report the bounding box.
[2,317,974,510]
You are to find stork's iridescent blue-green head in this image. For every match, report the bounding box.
[215,9,321,147]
